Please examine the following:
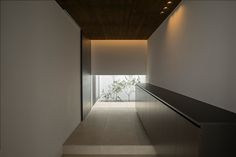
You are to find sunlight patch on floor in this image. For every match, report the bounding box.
[94,102,136,109]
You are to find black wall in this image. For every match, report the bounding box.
[135,84,236,157]
[136,86,200,157]
[81,32,92,120]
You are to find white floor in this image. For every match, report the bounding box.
[63,102,156,156]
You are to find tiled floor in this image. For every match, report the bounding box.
[63,102,156,156]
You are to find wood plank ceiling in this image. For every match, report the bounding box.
[56,0,181,39]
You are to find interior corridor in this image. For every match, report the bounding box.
[1,1,236,157]
[63,102,156,157]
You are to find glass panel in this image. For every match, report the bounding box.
[95,75,146,102]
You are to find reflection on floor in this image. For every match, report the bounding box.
[63,102,157,157]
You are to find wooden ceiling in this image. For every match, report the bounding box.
[56,0,181,39]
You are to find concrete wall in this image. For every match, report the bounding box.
[147,0,236,113]
[0,1,81,157]
[91,40,147,75]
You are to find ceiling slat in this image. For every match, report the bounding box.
[56,0,182,39]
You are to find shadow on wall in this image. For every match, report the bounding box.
[148,0,236,113]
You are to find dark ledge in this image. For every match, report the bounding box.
[137,83,236,126]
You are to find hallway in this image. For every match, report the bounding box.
[1,1,236,157]
[63,102,156,157]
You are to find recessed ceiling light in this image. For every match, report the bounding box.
[167,1,172,4]
[164,7,168,10]
[160,11,165,14]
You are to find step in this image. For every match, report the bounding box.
[63,145,156,155]
[62,155,157,157]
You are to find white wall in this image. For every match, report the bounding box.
[148,0,236,113]
[0,1,81,157]
[92,40,147,75]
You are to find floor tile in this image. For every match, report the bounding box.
[65,102,151,145]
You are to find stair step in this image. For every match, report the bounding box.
[62,155,157,157]
[63,145,156,155]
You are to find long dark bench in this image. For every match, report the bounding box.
[135,83,236,157]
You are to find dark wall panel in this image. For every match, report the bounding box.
[81,32,92,120]
[136,87,200,157]
[136,83,236,157]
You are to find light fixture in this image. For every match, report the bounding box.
[167,1,172,4]
[160,11,165,14]
[163,6,168,10]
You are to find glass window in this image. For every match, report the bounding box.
[95,75,146,102]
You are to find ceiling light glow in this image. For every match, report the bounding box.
[167,1,172,4]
